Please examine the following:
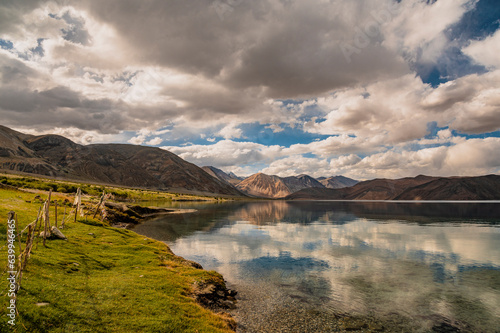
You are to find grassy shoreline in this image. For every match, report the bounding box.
[0,181,236,332]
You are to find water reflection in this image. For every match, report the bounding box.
[134,201,500,332]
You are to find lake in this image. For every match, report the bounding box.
[133,201,500,332]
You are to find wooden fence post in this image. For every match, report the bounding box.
[43,190,52,247]
[55,200,58,228]
[74,188,81,224]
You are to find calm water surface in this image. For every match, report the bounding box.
[134,201,500,332]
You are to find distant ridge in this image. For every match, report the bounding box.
[202,166,243,185]
[0,125,244,196]
[286,175,500,200]
[236,173,334,198]
[319,175,359,189]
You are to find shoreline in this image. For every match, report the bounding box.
[106,201,239,328]
[0,186,238,332]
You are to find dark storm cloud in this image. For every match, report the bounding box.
[0,54,127,132]
[79,0,246,76]
[78,0,409,98]
[0,84,126,132]
[0,55,39,84]
[0,0,44,35]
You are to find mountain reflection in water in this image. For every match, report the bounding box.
[134,201,500,332]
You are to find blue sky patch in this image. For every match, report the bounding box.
[0,39,13,50]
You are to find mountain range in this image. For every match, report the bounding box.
[236,173,324,198]
[201,166,359,198]
[202,166,243,185]
[286,174,500,201]
[0,125,242,196]
[1,125,499,200]
[317,175,359,189]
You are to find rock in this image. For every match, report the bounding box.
[343,321,368,331]
[193,282,237,310]
[369,323,385,331]
[227,289,238,297]
[50,226,67,240]
[39,231,51,238]
[220,300,237,309]
[185,260,203,269]
[432,322,460,333]
[199,284,216,295]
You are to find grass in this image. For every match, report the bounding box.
[0,173,231,202]
[0,186,235,332]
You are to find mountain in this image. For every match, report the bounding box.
[0,125,59,175]
[319,175,358,189]
[0,125,244,196]
[236,173,325,198]
[285,175,500,200]
[236,173,290,198]
[202,166,243,185]
[394,175,500,200]
[283,174,325,193]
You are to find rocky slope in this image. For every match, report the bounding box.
[319,175,359,189]
[236,173,326,198]
[282,174,325,193]
[202,166,243,185]
[236,173,291,198]
[0,125,244,196]
[286,175,500,200]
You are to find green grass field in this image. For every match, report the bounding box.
[0,173,230,202]
[0,185,235,332]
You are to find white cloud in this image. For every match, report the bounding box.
[285,134,388,157]
[342,138,500,180]
[217,123,243,139]
[303,69,500,142]
[128,135,146,145]
[383,0,474,62]
[464,29,500,69]
[261,156,332,178]
[162,140,283,169]
[162,135,500,180]
[146,137,163,146]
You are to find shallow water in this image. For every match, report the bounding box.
[134,201,500,332]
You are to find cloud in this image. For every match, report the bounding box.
[162,134,500,180]
[340,137,500,180]
[1,0,499,179]
[260,156,332,177]
[217,123,243,139]
[128,135,146,145]
[464,28,500,69]
[285,134,388,157]
[383,0,474,58]
[303,69,500,141]
[0,0,491,137]
[162,140,283,169]
[146,137,163,146]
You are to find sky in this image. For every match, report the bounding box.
[1,0,500,180]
